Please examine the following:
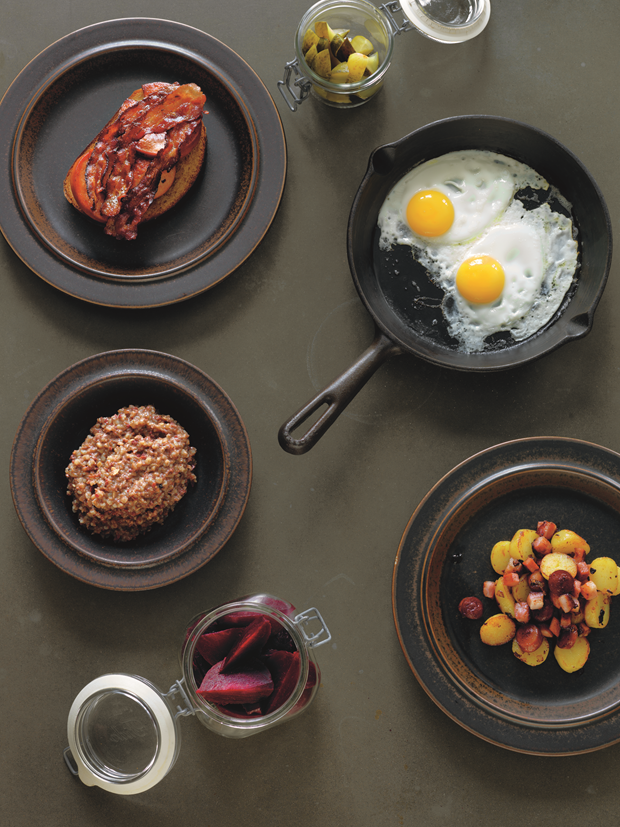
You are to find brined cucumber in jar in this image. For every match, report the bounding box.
[302,20,380,85]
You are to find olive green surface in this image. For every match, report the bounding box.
[2,2,620,825]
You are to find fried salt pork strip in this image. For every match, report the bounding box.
[83,82,206,240]
[106,119,198,241]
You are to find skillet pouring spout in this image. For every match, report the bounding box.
[278,330,402,454]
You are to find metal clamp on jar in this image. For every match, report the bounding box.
[278,0,491,111]
[64,595,331,795]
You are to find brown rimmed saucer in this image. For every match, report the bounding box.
[392,437,620,755]
[0,18,286,307]
[10,349,252,590]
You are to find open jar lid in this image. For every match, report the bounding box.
[65,674,186,795]
[399,0,491,43]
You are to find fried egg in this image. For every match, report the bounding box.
[377,150,547,246]
[377,150,579,353]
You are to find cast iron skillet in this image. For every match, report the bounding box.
[278,115,612,454]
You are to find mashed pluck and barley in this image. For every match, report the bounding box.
[65,405,197,543]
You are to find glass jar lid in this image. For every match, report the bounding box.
[399,0,490,42]
[65,674,186,795]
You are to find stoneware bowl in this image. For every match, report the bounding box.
[10,349,252,590]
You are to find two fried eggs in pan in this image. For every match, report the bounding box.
[377,150,579,353]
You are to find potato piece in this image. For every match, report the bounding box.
[494,577,516,618]
[554,635,590,673]
[539,552,578,580]
[588,556,618,595]
[302,29,320,54]
[512,637,549,666]
[490,540,512,574]
[347,52,369,82]
[351,35,374,55]
[509,529,537,561]
[512,573,530,604]
[551,529,590,557]
[315,20,336,40]
[480,613,516,646]
[365,51,379,75]
[584,591,611,628]
[313,48,332,78]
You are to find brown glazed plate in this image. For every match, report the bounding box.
[392,437,620,755]
[0,18,286,307]
[10,350,252,590]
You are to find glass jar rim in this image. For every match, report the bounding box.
[182,600,311,730]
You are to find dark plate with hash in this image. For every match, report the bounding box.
[393,437,620,755]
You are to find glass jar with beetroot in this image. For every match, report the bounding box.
[64,594,331,795]
[182,594,331,737]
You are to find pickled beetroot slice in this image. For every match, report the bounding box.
[305,661,318,688]
[290,663,319,714]
[223,611,286,636]
[211,703,262,718]
[262,650,302,715]
[223,597,297,635]
[291,686,313,714]
[267,626,296,652]
[242,702,263,716]
[197,660,273,704]
[195,627,243,665]
[222,617,271,673]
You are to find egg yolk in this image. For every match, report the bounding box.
[406,189,455,237]
[456,255,506,304]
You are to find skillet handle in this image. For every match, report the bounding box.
[278,329,402,455]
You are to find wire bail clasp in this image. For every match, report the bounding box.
[378,1,414,35]
[294,607,332,648]
[278,58,313,112]
[165,678,195,719]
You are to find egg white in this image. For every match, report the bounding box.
[377,150,579,353]
[377,150,548,247]
[417,200,578,352]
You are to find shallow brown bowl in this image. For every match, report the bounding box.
[11,349,252,589]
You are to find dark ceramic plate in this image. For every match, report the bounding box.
[0,18,286,307]
[393,437,620,755]
[10,350,252,590]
